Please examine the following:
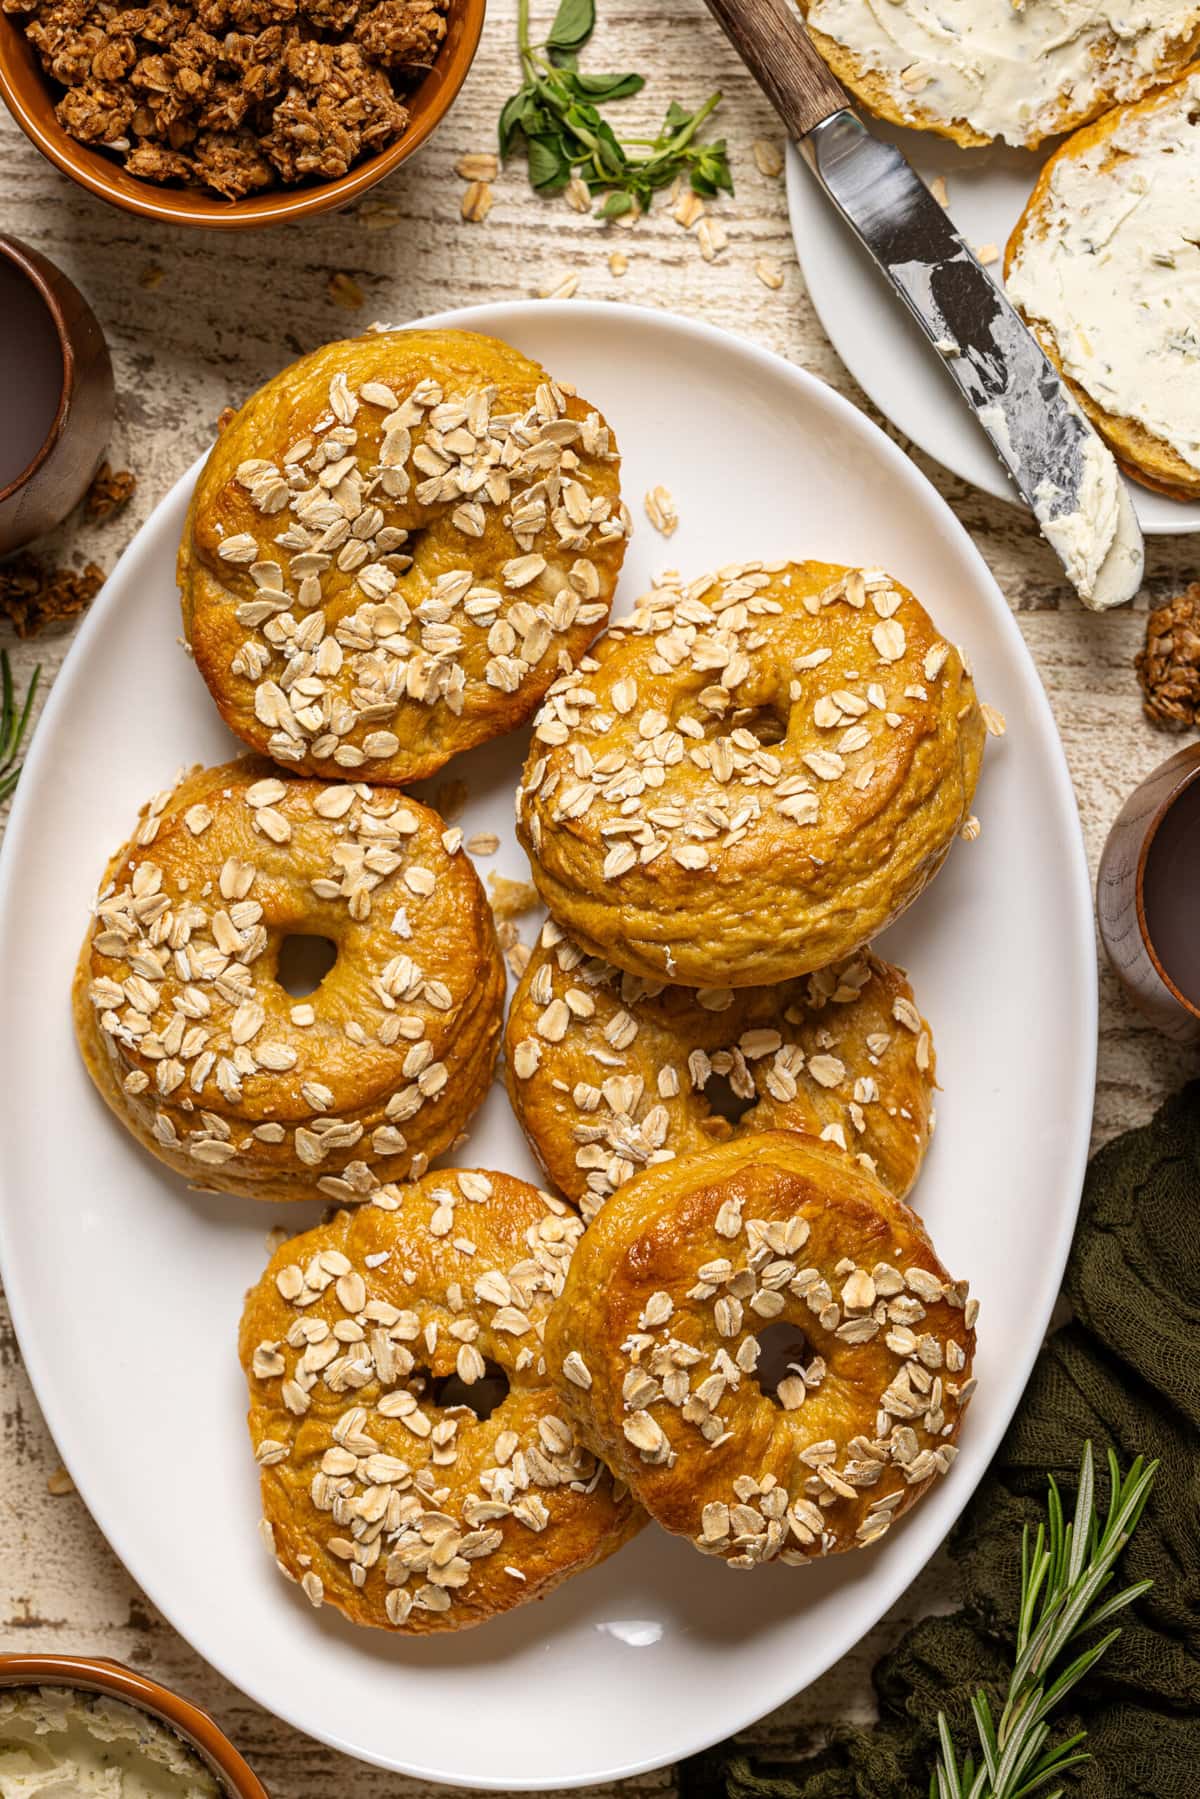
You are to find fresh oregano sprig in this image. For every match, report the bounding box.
[499,0,733,219]
[0,651,41,804]
[933,1442,1158,1799]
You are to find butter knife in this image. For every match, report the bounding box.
[703,0,1144,609]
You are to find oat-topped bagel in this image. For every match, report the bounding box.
[240,1169,643,1633]
[73,759,504,1202]
[1006,68,1200,500]
[506,920,935,1218]
[799,0,1200,149]
[546,1133,976,1567]
[178,329,628,784]
[516,561,986,988]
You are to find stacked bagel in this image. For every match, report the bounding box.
[72,330,987,1635]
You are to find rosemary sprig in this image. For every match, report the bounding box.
[499,0,733,218]
[933,1442,1158,1799]
[0,651,41,804]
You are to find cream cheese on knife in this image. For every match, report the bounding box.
[0,1689,221,1799]
[805,0,1200,146]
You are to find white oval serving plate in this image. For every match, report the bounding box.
[787,122,1200,535]
[0,300,1096,1790]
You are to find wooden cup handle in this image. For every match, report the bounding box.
[703,0,849,140]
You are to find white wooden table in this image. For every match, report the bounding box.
[1,3,1194,1790]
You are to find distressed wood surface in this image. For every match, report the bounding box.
[0,1,1196,1791]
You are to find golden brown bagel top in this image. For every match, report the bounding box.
[179,329,628,784]
[72,758,504,1202]
[240,1170,643,1633]
[506,920,936,1216]
[516,561,987,987]
[546,1132,977,1565]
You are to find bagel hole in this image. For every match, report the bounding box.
[276,934,338,997]
[700,1067,757,1133]
[754,1321,815,1408]
[419,1359,510,1422]
[732,700,791,747]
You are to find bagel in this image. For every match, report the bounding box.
[515,561,986,988]
[1005,67,1200,501]
[798,0,1200,149]
[178,329,628,785]
[239,1169,643,1634]
[506,920,935,1218]
[73,758,504,1202]
[545,1133,976,1566]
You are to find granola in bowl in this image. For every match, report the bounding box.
[1,0,449,197]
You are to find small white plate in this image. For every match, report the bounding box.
[787,121,1200,535]
[0,300,1096,1790]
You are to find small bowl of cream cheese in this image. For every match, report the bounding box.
[0,1658,268,1799]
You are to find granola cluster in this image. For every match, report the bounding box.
[1136,585,1200,732]
[3,0,449,197]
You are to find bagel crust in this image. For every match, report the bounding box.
[239,1170,643,1634]
[506,919,935,1218]
[516,561,986,988]
[545,1133,977,1567]
[73,758,505,1202]
[799,0,1200,149]
[1005,66,1200,500]
[178,329,628,784]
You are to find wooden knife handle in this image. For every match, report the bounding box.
[703,0,849,140]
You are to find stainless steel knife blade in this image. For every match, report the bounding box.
[800,109,1142,609]
[700,0,1143,609]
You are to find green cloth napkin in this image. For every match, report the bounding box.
[680,1083,1200,1799]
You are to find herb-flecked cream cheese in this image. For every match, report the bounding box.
[0,1688,222,1799]
[1006,72,1200,476]
[805,0,1200,145]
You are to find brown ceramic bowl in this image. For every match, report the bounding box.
[1097,741,1200,1044]
[0,1654,269,1796]
[0,0,485,228]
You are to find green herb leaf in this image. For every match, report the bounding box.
[0,652,41,806]
[546,0,595,54]
[933,1443,1157,1799]
[501,0,732,217]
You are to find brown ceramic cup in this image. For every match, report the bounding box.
[0,235,114,554]
[0,1654,269,1796]
[0,0,485,228]
[1097,741,1200,1044]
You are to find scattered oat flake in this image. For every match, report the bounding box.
[358,200,401,232]
[754,257,784,290]
[752,139,784,178]
[461,181,493,223]
[328,271,365,309]
[47,1466,74,1496]
[609,250,628,277]
[673,188,705,230]
[961,814,981,841]
[980,702,1006,737]
[929,175,949,208]
[976,243,999,265]
[466,831,500,856]
[455,151,498,181]
[644,485,678,537]
[696,216,728,261]
[537,271,580,300]
[564,175,591,213]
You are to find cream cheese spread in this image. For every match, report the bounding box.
[804,0,1200,146]
[0,1688,221,1799]
[1006,73,1200,477]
